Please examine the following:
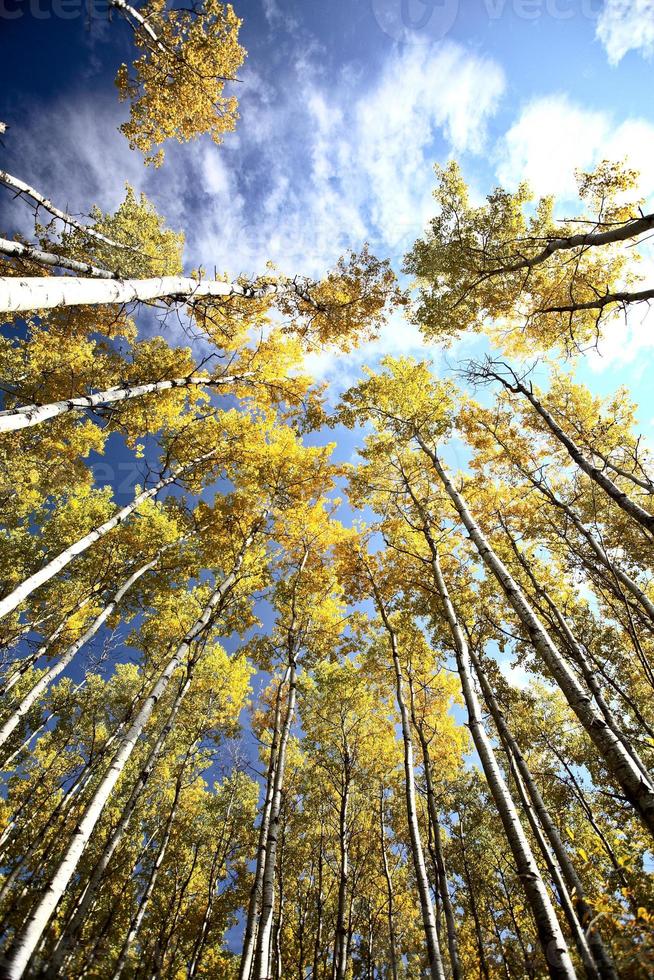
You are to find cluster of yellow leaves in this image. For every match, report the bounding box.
[405,159,644,354]
[115,0,245,164]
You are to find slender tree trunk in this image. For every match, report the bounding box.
[333,762,351,980]
[503,525,653,784]
[187,792,237,979]
[313,826,324,980]
[1,613,76,697]
[411,715,462,980]
[0,274,286,315]
[252,550,308,980]
[0,237,116,279]
[378,788,399,980]
[252,655,298,979]
[369,575,446,980]
[0,448,217,622]
[468,644,617,980]
[1,681,87,770]
[152,839,199,978]
[492,370,654,535]
[474,415,654,626]
[272,820,286,980]
[111,770,185,980]
[421,439,654,838]
[0,554,163,752]
[0,170,132,251]
[456,817,489,980]
[0,523,258,980]
[0,373,251,434]
[108,0,168,53]
[239,668,290,980]
[45,667,194,977]
[425,539,576,980]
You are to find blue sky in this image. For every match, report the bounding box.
[1,0,654,693]
[2,0,654,393]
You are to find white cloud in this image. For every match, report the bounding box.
[497,657,533,691]
[2,39,504,382]
[596,0,654,65]
[496,94,654,204]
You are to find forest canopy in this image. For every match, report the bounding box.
[1,2,654,979]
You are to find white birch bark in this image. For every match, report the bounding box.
[252,657,298,979]
[425,541,577,980]
[0,553,163,751]
[0,523,258,979]
[108,0,168,53]
[378,790,399,980]
[0,170,132,251]
[410,687,461,980]
[0,274,289,315]
[0,237,115,279]
[0,448,217,622]
[2,612,75,696]
[2,679,87,770]
[476,418,654,625]
[252,550,308,980]
[238,668,289,980]
[420,439,654,838]
[369,575,446,980]
[332,761,351,980]
[469,644,618,980]
[45,669,193,977]
[0,374,250,434]
[493,371,654,535]
[111,771,184,980]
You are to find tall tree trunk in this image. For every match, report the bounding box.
[1,680,87,770]
[0,553,163,752]
[0,448,217,622]
[0,274,286,315]
[252,655,298,979]
[0,170,132,250]
[333,759,351,980]
[239,668,290,980]
[476,417,654,627]
[0,373,250,434]
[252,549,308,980]
[0,522,258,980]
[468,643,617,980]
[379,788,399,980]
[0,237,116,279]
[421,439,654,838]
[410,704,462,980]
[313,826,325,980]
[187,789,238,979]
[1,608,84,697]
[456,816,490,980]
[425,538,576,980]
[368,574,446,980]
[488,368,654,535]
[501,521,653,783]
[111,768,185,980]
[45,666,194,978]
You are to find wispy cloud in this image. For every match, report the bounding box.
[596,0,654,65]
[496,93,654,203]
[2,37,504,377]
